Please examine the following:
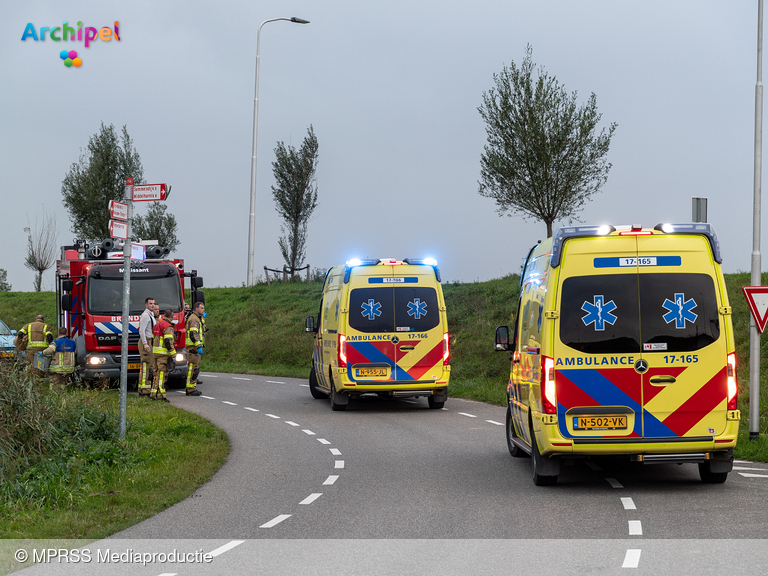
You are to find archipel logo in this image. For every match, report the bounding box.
[21,21,120,68]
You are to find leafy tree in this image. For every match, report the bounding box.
[24,212,58,292]
[478,45,617,237]
[271,125,319,275]
[132,202,179,252]
[0,269,11,292]
[61,123,145,242]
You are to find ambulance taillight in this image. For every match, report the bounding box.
[338,334,348,368]
[727,352,738,410]
[541,356,557,414]
[443,332,450,365]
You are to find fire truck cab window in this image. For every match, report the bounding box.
[87,276,183,315]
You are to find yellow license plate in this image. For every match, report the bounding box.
[0,352,13,357]
[574,415,627,430]
[127,363,141,370]
[355,367,387,377]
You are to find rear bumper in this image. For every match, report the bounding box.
[336,367,449,398]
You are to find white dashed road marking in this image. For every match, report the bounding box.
[586,462,602,471]
[323,475,339,485]
[622,549,641,568]
[628,521,642,536]
[208,540,245,557]
[260,514,291,528]
[222,401,237,406]
[285,421,300,427]
[621,497,636,510]
[486,420,504,426]
[317,439,331,445]
[266,380,284,384]
[299,493,323,505]
[606,478,623,488]
[266,414,280,419]
[299,384,309,387]
[458,412,477,418]
[244,407,259,412]
[335,460,345,469]
[330,448,341,456]
[232,377,251,381]
[739,472,768,478]
[201,395,215,400]
[733,466,767,470]
[302,429,316,435]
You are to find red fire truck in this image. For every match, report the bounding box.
[56,239,204,383]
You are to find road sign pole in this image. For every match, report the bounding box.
[750,0,764,442]
[119,183,133,440]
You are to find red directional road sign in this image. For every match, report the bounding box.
[742,286,768,333]
[109,219,128,240]
[109,200,128,221]
[132,183,168,202]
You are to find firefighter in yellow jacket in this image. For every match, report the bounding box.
[43,327,77,390]
[150,309,175,402]
[17,315,53,377]
[184,301,204,396]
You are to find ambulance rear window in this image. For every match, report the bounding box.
[348,287,440,333]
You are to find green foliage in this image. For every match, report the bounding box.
[271,125,319,272]
[61,123,145,242]
[0,291,56,331]
[478,45,617,237]
[132,202,180,252]
[0,270,10,292]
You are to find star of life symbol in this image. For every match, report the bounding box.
[361,299,382,321]
[407,298,428,320]
[581,295,618,331]
[662,293,697,329]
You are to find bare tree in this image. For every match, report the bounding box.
[24,211,58,292]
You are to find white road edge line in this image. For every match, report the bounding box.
[302,429,316,435]
[330,448,342,456]
[458,412,477,418]
[622,549,641,568]
[606,478,623,488]
[335,460,345,469]
[260,514,291,528]
[299,493,323,505]
[486,420,504,426]
[201,395,215,400]
[222,401,237,406]
[244,407,259,412]
[628,520,642,536]
[621,497,636,510]
[208,540,245,557]
[323,475,339,485]
[266,414,280,419]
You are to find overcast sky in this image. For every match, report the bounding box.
[0,1,764,292]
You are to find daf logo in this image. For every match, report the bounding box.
[634,359,649,374]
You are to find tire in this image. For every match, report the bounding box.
[330,379,347,411]
[309,366,328,399]
[699,462,728,484]
[428,396,444,409]
[531,425,559,486]
[505,407,527,458]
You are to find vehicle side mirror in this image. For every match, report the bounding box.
[61,294,73,312]
[62,279,74,292]
[495,326,510,351]
[192,277,204,288]
[193,290,205,304]
[305,316,316,333]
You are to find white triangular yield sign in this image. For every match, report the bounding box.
[742,286,768,333]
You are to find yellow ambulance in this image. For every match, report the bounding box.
[495,223,739,486]
[305,258,450,411]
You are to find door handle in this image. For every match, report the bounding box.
[399,345,415,351]
[650,376,676,384]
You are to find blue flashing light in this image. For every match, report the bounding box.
[653,222,722,263]
[343,258,380,283]
[403,258,441,282]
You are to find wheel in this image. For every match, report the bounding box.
[531,425,559,486]
[428,396,444,409]
[699,462,728,484]
[309,366,328,399]
[330,380,346,411]
[505,407,527,458]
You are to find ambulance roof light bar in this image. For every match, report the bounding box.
[550,225,616,268]
[403,258,441,282]
[344,258,380,283]
[653,222,722,263]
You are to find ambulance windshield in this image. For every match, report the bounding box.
[87,276,183,316]
[559,273,719,354]
[348,287,440,333]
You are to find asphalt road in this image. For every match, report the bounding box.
[9,372,768,575]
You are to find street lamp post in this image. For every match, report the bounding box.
[247,16,310,287]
